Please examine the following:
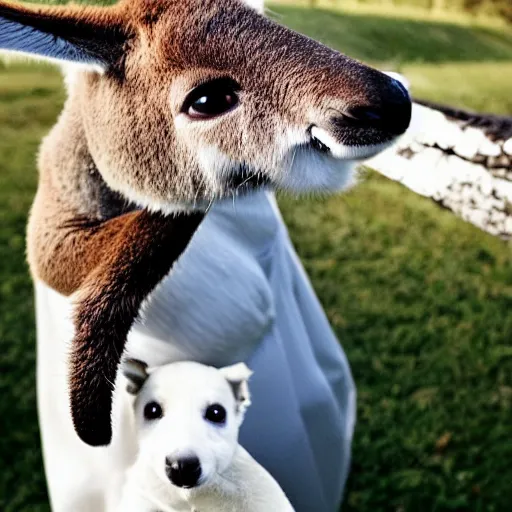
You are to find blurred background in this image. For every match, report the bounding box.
[0,0,511,511]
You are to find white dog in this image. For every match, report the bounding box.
[115,360,295,512]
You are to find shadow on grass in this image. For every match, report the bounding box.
[268,4,512,65]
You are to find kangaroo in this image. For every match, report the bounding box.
[0,0,411,449]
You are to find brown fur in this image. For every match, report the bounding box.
[70,210,203,447]
[1,0,411,445]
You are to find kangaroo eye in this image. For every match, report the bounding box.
[182,78,240,120]
[144,401,163,421]
[204,403,227,425]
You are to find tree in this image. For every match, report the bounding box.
[367,100,512,239]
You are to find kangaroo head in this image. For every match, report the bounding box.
[0,0,410,212]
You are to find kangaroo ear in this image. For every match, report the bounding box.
[0,1,127,71]
[219,363,252,415]
[123,359,149,395]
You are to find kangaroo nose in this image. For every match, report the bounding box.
[343,78,411,135]
[165,456,202,488]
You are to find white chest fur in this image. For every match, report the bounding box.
[117,446,294,512]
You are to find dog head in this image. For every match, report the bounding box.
[124,359,252,489]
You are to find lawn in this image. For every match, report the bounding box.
[0,2,511,512]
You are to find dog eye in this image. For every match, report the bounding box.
[182,78,240,120]
[204,403,227,425]
[144,401,163,420]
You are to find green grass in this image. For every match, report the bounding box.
[1,3,512,512]
[278,182,512,511]
[271,4,512,64]
[274,0,512,29]
[0,63,63,511]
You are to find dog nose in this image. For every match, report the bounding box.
[340,78,411,136]
[165,456,202,488]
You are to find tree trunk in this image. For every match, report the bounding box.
[366,101,512,239]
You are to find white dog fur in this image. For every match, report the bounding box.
[113,360,295,512]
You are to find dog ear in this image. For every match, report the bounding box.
[220,363,253,413]
[123,359,149,395]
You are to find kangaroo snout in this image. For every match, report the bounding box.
[337,77,411,136]
[304,63,412,160]
[166,455,203,488]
